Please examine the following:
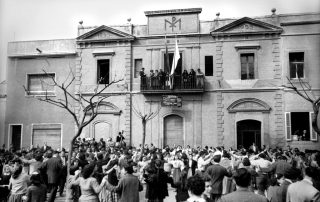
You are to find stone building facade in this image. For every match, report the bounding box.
[4,8,320,150]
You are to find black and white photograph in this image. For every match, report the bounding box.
[0,0,320,201]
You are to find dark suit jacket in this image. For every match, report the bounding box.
[108,174,143,202]
[220,188,268,202]
[205,163,232,194]
[191,159,197,176]
[41,157,62,184]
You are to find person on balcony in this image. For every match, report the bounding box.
[139,68,146,90]
[154,70,159,89]
[196,68,204,88]
[159,69,166,89]
[149,70,155,89]
[182,70,189,89]
[189,69,196,88]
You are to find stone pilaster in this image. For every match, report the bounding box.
[74,49,83,118]
[272,39,281,80]
[124,44,132,144]
[273,91,285,147]
[215,42,224,146]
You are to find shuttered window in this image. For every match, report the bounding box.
[27,73,55,95]
[32,124,61,149]
[285,112,292,141]
[134,59,143,78]
[164,115,184,147]
[240,53,255,80]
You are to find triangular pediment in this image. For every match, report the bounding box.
[77,25,135,42]
[211,17,283,35]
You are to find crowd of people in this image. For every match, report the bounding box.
[0,136,319,202]
[140,68,204,90]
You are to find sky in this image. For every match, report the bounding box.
[1,0,319,82]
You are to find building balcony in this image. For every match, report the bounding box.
[140,75,205,94]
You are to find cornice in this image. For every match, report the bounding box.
[145,8,202,16]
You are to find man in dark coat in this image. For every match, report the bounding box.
[205,154,232,202]
[40,150,62,202]
[220,168,268,202]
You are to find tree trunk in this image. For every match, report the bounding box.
[312,102,320,134]
[141,118,146,158]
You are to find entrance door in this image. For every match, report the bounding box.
[94,122,112,141]
[237,120,261,149]
[10,125,22,150]
[164,115,183,147]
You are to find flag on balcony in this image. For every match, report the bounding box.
[164,35,170,73]
[170,39,180,76]
[169,39,180,89]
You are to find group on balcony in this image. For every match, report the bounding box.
[140,68,204,90]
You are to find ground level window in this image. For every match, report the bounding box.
[285,112,317,141]
[32,124,61,149]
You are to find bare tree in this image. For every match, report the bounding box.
[132,98,161,156]
[23,64,123,179]
[283,77,320,135]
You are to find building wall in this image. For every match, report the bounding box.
[4,10,320,150]
[5,56,76,149]
[0,81,6,146]
[6,39,76,149]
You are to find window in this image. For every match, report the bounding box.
[205,56,213,76]
[240,53,254,80]
[134,59,142,78]
[32,124,61,149]
[97,59,110,84]
[285,112,318,141]
[289,52,304,79]
[27,73,55,95]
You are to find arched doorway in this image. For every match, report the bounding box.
[164,115,183,147]
[237,120,261,149]
[93,121,112,141]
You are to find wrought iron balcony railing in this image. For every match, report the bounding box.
[140,75,205,94]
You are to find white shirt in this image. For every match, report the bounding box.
[197,156,211,172]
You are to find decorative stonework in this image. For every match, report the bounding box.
[274,92,285,147]
[217,92,224,145]
[227,98,271,113]
[211,17,283,39]
[144,8,202,16]
[76,25,135,43]
[215,42,224,145]
[272,39,281,79]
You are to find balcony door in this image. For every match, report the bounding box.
[164,53,182,75]
[164,115,184,147]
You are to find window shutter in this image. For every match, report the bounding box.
[310,112,318,141]
[285,112,292,141]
